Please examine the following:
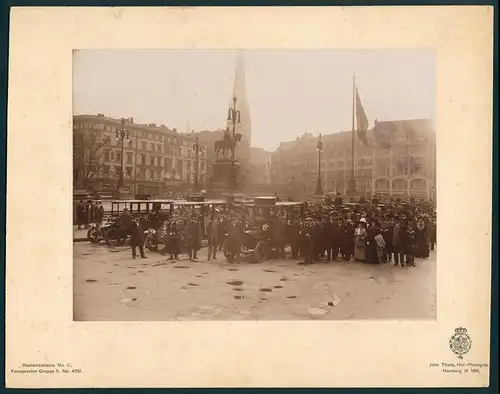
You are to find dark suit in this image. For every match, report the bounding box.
[383,225,394,261]
[130,221,146,258]
[228,221,244,262]
[340,222,354,260]
[186,221,202,259]
[207,219,219,260]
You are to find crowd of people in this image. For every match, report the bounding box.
[152,196,436,268]
[284,212,435,267]
[74,200,105,230]
[78,193,436,268]
[283,194,436,266]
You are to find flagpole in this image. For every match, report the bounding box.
[349,74,356,195]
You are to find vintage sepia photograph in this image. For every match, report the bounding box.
[7,6,493,388]
[73,49,437,321]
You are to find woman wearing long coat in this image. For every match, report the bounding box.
[415,220,430,258]
[365,221,380,264]
[429,219,437,251]
[353,221,367,262]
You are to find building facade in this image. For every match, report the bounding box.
[73,114,208,197]
[272,118,436,200]
[249,147,273,186]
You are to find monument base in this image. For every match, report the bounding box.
[206,182,241,199]
[207,159,241,198]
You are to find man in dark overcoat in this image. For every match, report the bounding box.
[311,216,323,263]
[227,217,244,262]
[76,200,86,229]
[334,193,343,208]
[186,216,202,261]
[130,218,147,259]
[207,215,219,261]
[323,215,335,261]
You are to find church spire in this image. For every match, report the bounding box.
[227,51,251,150]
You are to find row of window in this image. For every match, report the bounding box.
[279,145,429,162]
[375,179,427,190]
[283,177,427,190]
[276,161,426,175]
[99,150,206,170]
[278,166,426,180]
[86,164,205,177]
[77,123,205,148]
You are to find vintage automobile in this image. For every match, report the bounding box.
[86,217,116,244]
[103,218,129,246]
[223,196,305,262]
[100,199,174,246]
[145,220,175,252]
[143,197,227,252]
[109,199,174,219]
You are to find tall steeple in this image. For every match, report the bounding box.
[227,51,251,162]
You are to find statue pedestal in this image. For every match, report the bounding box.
[207,159,241,198]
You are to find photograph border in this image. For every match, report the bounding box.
[2,2,497,390]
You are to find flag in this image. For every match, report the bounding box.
[355,88,369,146]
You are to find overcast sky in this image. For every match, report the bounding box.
[73,49,435,151]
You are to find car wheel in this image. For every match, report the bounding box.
[146,236,158,252]
[104,229,117,246]
[88,228,101,244]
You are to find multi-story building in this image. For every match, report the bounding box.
[249,147,273,185]
[73,114,208,197]
[272,118,436,200]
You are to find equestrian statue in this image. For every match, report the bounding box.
[214,127,243,159]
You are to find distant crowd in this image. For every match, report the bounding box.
[75,200,105,229]
[75,193,436,268]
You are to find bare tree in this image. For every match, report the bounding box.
[73,130,105,189]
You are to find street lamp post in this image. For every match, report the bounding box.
[192,135,201,192]
[227,96,241,162]
[314,133,324,195]
[115,117,129,197]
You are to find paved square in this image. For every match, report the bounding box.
[74,242,436,321]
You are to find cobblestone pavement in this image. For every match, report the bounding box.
[74,242,437,321]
